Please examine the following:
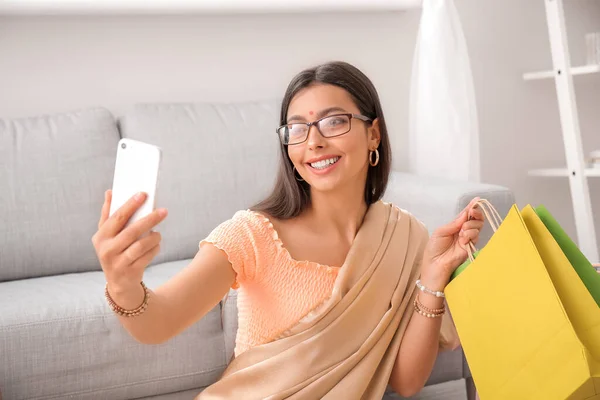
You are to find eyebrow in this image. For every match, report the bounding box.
[286,106,349,123]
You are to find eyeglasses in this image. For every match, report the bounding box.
[276,113,372,146]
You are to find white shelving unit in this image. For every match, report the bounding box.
[528,168,600,178]
[523,64,600,80]
[523,0,599,261]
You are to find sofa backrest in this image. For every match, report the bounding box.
[0,101,281,281]
[118,101,281,265]
[0,108,120,281]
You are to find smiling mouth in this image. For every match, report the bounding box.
[308,156,341,170]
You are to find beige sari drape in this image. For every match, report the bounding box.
[196,201,459,400]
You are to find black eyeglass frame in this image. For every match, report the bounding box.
[276,113,373,146]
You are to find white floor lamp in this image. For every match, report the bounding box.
[408,0,480,183]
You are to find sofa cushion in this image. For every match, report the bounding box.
[0,260,226,400]
[0,108,119,281]
[118,101,281,265]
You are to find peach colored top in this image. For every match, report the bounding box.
[201,210,339,357]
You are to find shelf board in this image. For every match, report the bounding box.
[0,0,423,15]
[523,64,600,81]
[528,168,600,177]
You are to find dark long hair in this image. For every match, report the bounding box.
[252,61,392,219]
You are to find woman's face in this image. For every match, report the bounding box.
[286,83,380,196]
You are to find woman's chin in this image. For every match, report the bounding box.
[305,168,367,198]
[306,177,344,194]
[309,182,337,193]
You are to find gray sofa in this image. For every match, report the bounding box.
[0,101,515,400]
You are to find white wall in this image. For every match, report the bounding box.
[457,0,600,256]
[0,11,420,173]
[1,0,599,255]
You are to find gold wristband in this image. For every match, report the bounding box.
[414,295,445,314]
[414,304,445,318]
[414,295,446,318]
[105,281,150,317]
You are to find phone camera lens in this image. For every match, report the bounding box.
[121,143,127,149]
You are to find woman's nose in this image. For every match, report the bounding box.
[306,125,325,149]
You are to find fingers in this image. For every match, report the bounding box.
[454,197,481,225]
[129,243,161,272]
[459,228,481,246]
[114,208,168,252]
[468,205,485,222]
[461,219,484,232]
[459,218,484,245]
[99,192,147,239]
[122,231,162,265]
[98,190,112,229]
[459,217,484,244]
[433,197,483,237]
[460,197,481,216]
[435,216,465,237]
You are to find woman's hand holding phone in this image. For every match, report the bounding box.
[92,189,168,309]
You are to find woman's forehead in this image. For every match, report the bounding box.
[288,84,357,117]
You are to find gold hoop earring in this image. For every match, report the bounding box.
[293,166,305,182]
[369,149,380,167]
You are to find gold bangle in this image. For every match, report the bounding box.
[413,294,446,318]
[414,296,445,315]
[105,281,150,317]
[414,301,445,316]
[414,304,445,318]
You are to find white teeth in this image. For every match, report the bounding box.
[310,157,340,170]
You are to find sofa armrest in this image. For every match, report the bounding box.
[383,171,515,249]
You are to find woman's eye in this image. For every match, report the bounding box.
[289,125,307,135]
[327,117,344,126]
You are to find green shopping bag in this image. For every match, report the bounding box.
[535,205,600,307]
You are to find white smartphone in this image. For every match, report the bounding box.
[109,138,162,228]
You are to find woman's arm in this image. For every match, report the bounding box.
[389,197,485,396]
[388,271,447,397]
[93,189,237,345]
[109,244,236,345]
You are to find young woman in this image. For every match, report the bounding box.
[92,61,484,399]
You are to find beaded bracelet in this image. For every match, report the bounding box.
[414,296,445,315]
[414,305,445,318]
[413,293,446,318]
[414,302,446,318]
[105,281,150,317]
[415,279,445,298]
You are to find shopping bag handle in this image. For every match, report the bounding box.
[466,199,503,262]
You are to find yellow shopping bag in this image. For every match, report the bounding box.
[445,200,600,400]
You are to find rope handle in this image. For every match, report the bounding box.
[466,199,503,263]
[463,200,600,269]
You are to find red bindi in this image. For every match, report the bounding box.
[309,111,314,115]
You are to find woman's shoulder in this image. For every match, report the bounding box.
[219,209,278,242]
[202,210,276,286]
[228,209,258,224]
[229,209,273,228]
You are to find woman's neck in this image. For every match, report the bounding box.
[306,183,369,243]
